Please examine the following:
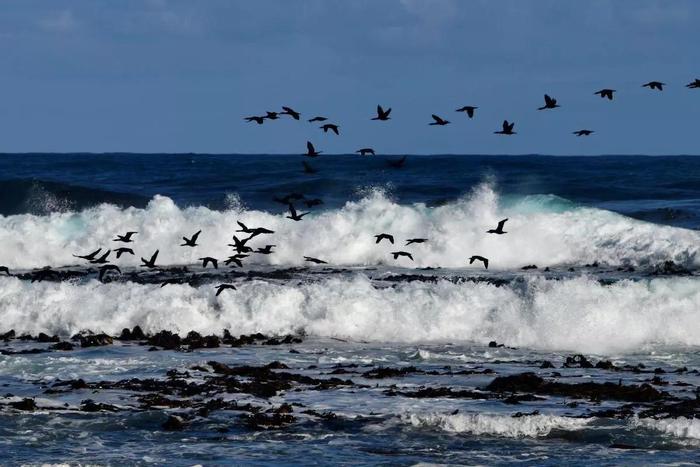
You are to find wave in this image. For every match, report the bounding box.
[630,417,700,440]
[2,274,700,353]
[0,183,698,270]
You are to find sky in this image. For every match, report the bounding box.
[0,0,698,155]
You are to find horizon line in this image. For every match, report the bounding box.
[1,152,700,158]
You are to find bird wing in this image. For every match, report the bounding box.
[150,250,159,263]
[289,204,297,217]
[385,108,392,116]
[192,230,201,242]
[484,259,489,269]
[507,121,515,131]
[388,235,394,244]
[237,221,247,231]
[497,218,508,230]
[502,120,509,131]
[377,105,384,115]
[332,126,339,135]
[307,141,315,154]
[431,114,441,123]
[467,108,474,118]
[544,94,553,105]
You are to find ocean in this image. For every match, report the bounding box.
[1,153,700,465]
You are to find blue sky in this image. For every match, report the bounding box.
[0,0,698,154]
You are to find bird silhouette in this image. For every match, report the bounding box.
[375,233,394,244]
[236,222,274,237]
[320,124,340,135]
[305,141,321,157]
[304,198,324,208]
[494,120,516,135]
[642,81,665,91]
[356,148,375,156]
[538,94,560,110]
[90,250,111,264]
[387,156,407,168]
[456,106,477,118]
[391,251,414,261]
[302,161,317,174]
[573,130,594,136]
[594,89,616,100]
[140,250,159,269]
[73,248,102,261]
[429,114,450,125]
[487,219,508,234]
[686,79,700,89]
[256,245,276,255]
[215,284,237,296]
[280,106,300,120]
[113,231,137,243]
[308,116,328,123]
[224,254,247,267]
[115,247,135,258]
[98,265,121,282]
[229,236,253,254]
[244,116,266,124]
[372,105,392,121]
[0,266,10,276]
[199,257,218,269]
[286,204,309,221]
[405,238,428,246]
[304,256,327,264]
[265,111,279,120]
[469,255,489,269]
[181,230,202,247]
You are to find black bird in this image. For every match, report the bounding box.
[280,106,301,120]
[113,231,137,243]
[244,116,266,125]
[375,233,394,244]
[406,238,428,246]
[305,141,321,158]
[391,251,414,261]
[265,111,279,120]
[0,266,10,276]
[302,161,317,174]
[98,264,121,282]
[686,79,700,89]
[256,245,276,254]
[141,250,159,269]
[538,94,560,110]
[320,124,340,135]
[199,257,218,269]
[487,219,508,234]
[372,105,392,121]
[274,193,305,205]
[90,250,111,264]
[356,148,375,156]
[304,256,327,264]
[304,198,324,208]
[456,106,477,118]
[286,204,309,221]
[573,130,594,136]
[594,89,615,100]
[229,235,253,254]
[224,256,245,267]
[215,284,237,296]
[115,247,135,258]
[181,230,202,247]
[642,81,665,91]
[429,114,450,125]
[31,267,58,283]
[308,116,328,123]
[73,248,102,261]
[494,120,516,135]
[469,255,489,269]
[237,221,274,237]
[387,156,407,168]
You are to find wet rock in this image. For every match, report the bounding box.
[563,354,594,369]
[9,398,37,411]
[81,399,119,412]
[1,330,15,340]
[118,326,147,341]
[540,361,555,369]
[651,260,691,276]
[80,333,113,348]
[162,414,187,431]
[37,332,60,343]
[50,341,75,351]
[386,386,492,399]
[488,341,505,348]
[362,366,420,379]
[244,412,295,430]
[147,330,181,350]
[521,265,538,270]
[595,360,618,371]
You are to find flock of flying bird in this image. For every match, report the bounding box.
[2,78,700,294]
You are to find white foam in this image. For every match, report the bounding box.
[630,417,700,440]
[2,274,700,353]
[0,184,698,270]
[405,412,592,438]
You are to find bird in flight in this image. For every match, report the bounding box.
[406,238,428,246]
[387,156,407,168]
[469,255,489,269]
[356,148,375,156]
[642,81,665,91]
[215,284,237,296]
[244,116,266,125]
[305,141,321,157]
[73,248,102,261]
[487,219,508,234]
[90,250,111,264]
[391,251,414,261]
[265,111,279,120]
[98,265,121,282]
[374,233,394,244]
[287,204,309,221]
[0,266,10,276]
[429,114,450,126]
[113,231,137,243]
[304,256,327,264]
[256,245,276,255]
[308,116,328,123]
[229,236,253,254]
[302,161,317,174]
[538,94,560,110]
[494,120,516,135]
[181,230,202,247]
[199,257,218,269]
[320,124,340,135]
[114,247,135,258]
[236,222,274,238]
[455,106,477,118]
[686,79,700,89]
[594,89,616,100]
[280,106,301,120]
[224,254,247,267]
[573,130,594,136]
[372,105,392,121]
[140,250,159,269]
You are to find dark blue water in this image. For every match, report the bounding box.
[2,153,700,228]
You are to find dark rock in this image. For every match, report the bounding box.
[244,412,295,430]
[80,333,113,348]
[50,341,75,351]
[521,265,538,270]
[595,360,618,371]
[81,399,119,412]
[162,415,186,431]
[147,330,181,350]
[9,398,37,411]
[540,361,555,369]
[362,366,420,379]
[563,354,594,368]
[488,341,504,348]
[1,330,15,341]
[37,333,60,343]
